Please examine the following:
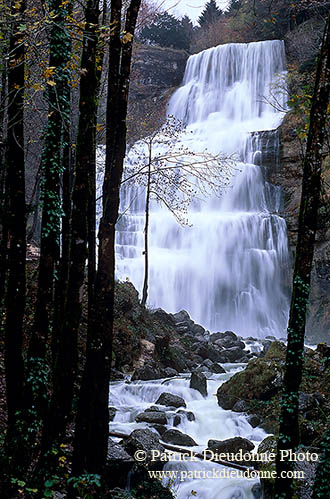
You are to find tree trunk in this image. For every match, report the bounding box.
[43,0,100,449]
[4,0,26,428]
[72,0,142,476]
[141,146,152,307]
[0,38,8,307]
[28,0,71,370]
[87,0,107,333]
[275,12,330,498]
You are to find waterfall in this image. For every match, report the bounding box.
[116,40,290,339]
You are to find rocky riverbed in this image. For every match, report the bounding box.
[108,282,329,498]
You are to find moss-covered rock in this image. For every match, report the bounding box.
[216,342,330,441]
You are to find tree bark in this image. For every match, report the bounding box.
[4,0,26,428]
[72,0,142,477]
[28,0,71,371]
[275,12,330,498]
[44,0,100,448]
[141,144,152,307]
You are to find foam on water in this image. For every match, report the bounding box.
[115,40,290,338]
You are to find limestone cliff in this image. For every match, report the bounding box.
[276,113,330,344]
[127,45,189,144]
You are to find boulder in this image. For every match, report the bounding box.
[216,342,286,410]
[176,409,195,422]
[156,392,187,409]
[150,424,167,436]
[109,406,117,422]
[203,359,213,369]
[163,367,178,378]
[232,399,249,412]
[207,436,254,454]
[214,337,245,350]
[247,414,262,428]
[216,351,231,363]
[135,410,167,425]
[131,364,162,381]
[162,429,197,447]
[192,324,206,336]
[173,310,191,323]
[190,372,208,397]
[209,362,226,374]
[150,308,176,326]
[110,369,125,381]
[225,346,246,362]
[106,439,135,489]
[261,340,272,355]
[193,343,224,363]
[167,344,189,372]
[251,483,263,499]
[122,429,164,465]
[173,415,181,426]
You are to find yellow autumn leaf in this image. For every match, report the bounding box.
[47,80,56,86]
[122,32,133,44]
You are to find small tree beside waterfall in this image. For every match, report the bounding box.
[122,116,235,307]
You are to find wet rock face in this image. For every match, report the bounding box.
[162,429,197,447]
[156,392,187,409]
[207,436,254,455]
[106,439,135,489]
[190,372,208,397]
[216,341,286,428]
[135,410,167,425]
[122,428,165,468]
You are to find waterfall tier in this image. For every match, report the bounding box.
[115,40,290,338]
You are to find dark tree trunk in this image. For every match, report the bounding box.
[52,0,74,367]
[87,0,107,332]
[4,0,26,428]
[72,0,142,477]
[0,2,27,493]
[0,43,8,307]
[275,12,330,498]
[312,427,330,498]
[44,0,100,448]
[28,0,70,363]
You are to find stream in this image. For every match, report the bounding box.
[108,38,291,498]
[110,363,267,498]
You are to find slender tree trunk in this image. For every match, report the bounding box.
[141,146,152,307]
[28,0,70,356]
[72,0,142,476]
[52,0,73,367]
[4,0,26,428]
[87,0,107,332]
[275,12,330,498]
[0,59,8,306]
[0,2,27,493]
[312,427,330,498]
[43,0,100,450]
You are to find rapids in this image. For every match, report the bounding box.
[110,366,267,498]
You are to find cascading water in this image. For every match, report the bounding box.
[116,40,290,338]
[110,368,267,498]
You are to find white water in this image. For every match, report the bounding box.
[110,368,267,498]
[115,40,290,338]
